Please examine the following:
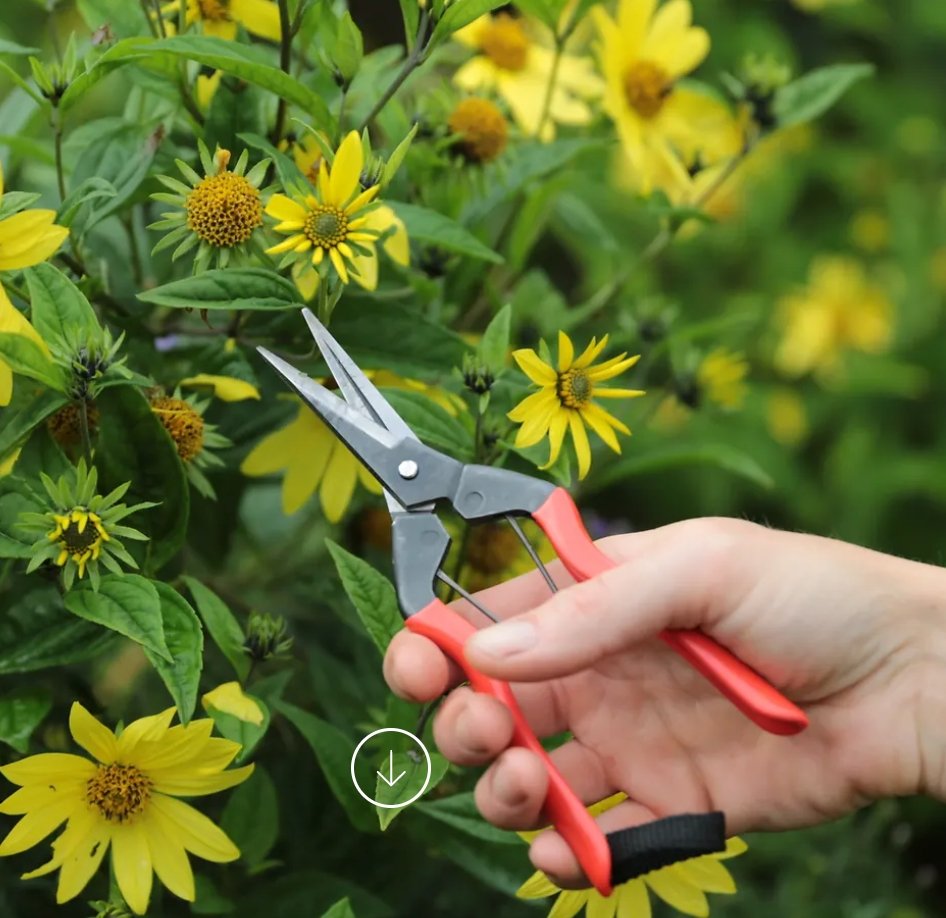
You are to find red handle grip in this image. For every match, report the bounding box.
[532,488,808,737]
[407,599,614,897]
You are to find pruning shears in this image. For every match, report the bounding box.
[259,310,809,897]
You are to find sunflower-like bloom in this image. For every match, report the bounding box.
[0,162,68,405]
[774,255,893,378]
[452,13,601,140]
[594,0,713,191]
[265,131,409,295]
[449,97,510,163]
[517,793,747,918]
[150,144,269,272]
[697,348,749,410]
[241,371,460,522]
[160,0,281,41]
[18,459,151,591]
[509,331,644,479]
[0,702,253,915]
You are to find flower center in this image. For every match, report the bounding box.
[448,98,509,163]
[197,0,231,22]
[56,513,104,557]
[304,205,349,249]
[557,368,593,408]
[86,763,151,823]
[185,171,263,248]
[150,396,205,461]
[623,60,673,119]
[480,14,530,72]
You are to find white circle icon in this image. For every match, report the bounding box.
[350,727,432,809]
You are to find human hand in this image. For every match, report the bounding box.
[383,518,946,886]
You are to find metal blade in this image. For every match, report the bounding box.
[301,308,419,443]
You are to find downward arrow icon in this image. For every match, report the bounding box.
[377,750,407,788]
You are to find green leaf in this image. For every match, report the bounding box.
[478,303,512,373]
[325,540,402,656]
[0,390,68,459]
[381,387,471,457]
[59,38,155,113]
[144,582,203,723]
[0,191,41,220]
[238,131,306,191]
[432,0,508,42]
[0,689,52,754]
[137,268,300,311]
[220,765,279,869]
[587,443,774,493]
[0,39,41,55]
[76,0,149,37]
[0,476,46,559]
[25,263,100,347]
[144,36,334,133]
[416,792,520,844]
[320,901,356,918]
[375,750,449,830]
[204,76,266,154]
[390,202,503,264]
[205,694,270,764]
[0,584,116,674]
[64,574,171,659]
[0,333,66,392]
[96,387,189,571]
[276,700,375,832]
[398,0,420,49]
[774,63,875,129]
[332,11,364,83]
[57,176,118,229]
[182,576,250,681]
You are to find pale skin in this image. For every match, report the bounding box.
[382,518,946,888]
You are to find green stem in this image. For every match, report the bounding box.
[78,399,93,464]
[271,0,293,144]
[151,0,167,37]
[139,0,159,37]
[53,111,66,204]
[336,86,349,142]
[122,212,144,288]
[357,10,430,133]
[535,38,563,140]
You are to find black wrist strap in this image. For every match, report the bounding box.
[606,812,727,885]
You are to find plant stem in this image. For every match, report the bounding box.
[53,111,66,204]
[139,0,159,37]
[271,0,293,144]
[535,38,563,141]
[357,10,430,133]
[336,86,349,141]
[151,0,167,38]
[78,400,93,463]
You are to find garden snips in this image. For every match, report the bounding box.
[258,310,809,897]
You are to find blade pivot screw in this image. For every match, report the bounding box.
[398,460,419,480]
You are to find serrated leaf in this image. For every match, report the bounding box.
[390,202,502,263]
[325,540,402,656]
[375,750,449,830]
[0,333,66,392]
[138,268,300,311]
[220,765,279,869]
[774,63,874,129]
[144,582,203,723]
[380,387,472,459]
[0,689,52,754]
[182,576,249,681]
[64,574,171,660]
[416,792,520,844]
[0,476,46,558]
[0,390,69,460]
[478,303,512,373]
[25,263,100,347]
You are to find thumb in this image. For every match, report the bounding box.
[464,524,722,681]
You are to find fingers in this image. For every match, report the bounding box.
[433,687,514,765]
[475,747,548,830]
[383,630,462,702]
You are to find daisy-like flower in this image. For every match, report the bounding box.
[18,459,152,591]
[0,701,253,915]
[509,331,644,480]
[150,144,269,273]
[517,793,747,918]
[150,389,232,499]
[452,12,601,140]
[696,348,749,410]
[448,97,510,163]
[265,131,409,295]
[594,0,713,191]
[160,0,281,41]
[774,255,893,378]
[241,371,459,522]
[0,162,68,405]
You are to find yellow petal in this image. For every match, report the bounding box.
[265,193,307,223]
[229,0,281,41]
[196,70,221,110]
[0,283,50,355]
[129,720,216,772]
[292,260,320,301]
[573,335,609,369]
[718,836,748,859]
[344,184,380,216]
[115,708,176,759]
[587,353,641,381]
[0,213,68,270]
[675,855,737,894]
[568,411,592,480]
[548,890,589,918]
[112,820,153,916]
[319,441,359,523]
[148,794,240,862]
[512,348,557,385]
[516,870,560,899]
[540,411,569,470]
[52,814,111,903]
[0,360,12,407]
[586,889,619,918]
[266,233,307,255]
[202,682,264,725]
[143,809,195,902]
[595,387,646,399]
[645,866,709,917]
[582,402,628,451]
[617,879,652,918]
[0,753,95,787]
[201,17,238,39]
[348,246,379,291]
[329,245,350,283]
[508,387,557,422]
[328,131,363,206]
[557,330,575,372]
[151,764,254,797]
[616,0,656,55]
[0,782,83,815]
[180,373,260,402]
[68,703,118,764]
[0,797,78,856]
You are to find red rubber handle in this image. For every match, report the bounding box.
[532,488,808,737]
[407,599,614,897]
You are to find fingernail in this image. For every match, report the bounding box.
[470,620,537,658]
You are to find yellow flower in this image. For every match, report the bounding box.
[594,0,712,191]
[449,97,510,163]
[697,348,748,410]
[202,682,264,725]
[0,285,52,406]
[509,331,644,479]
[767,387,809,446]
[265,131,409,295]
[196,69,223,110]
[161,0,281,41]
[452,13,601,140]
[774,255,893,378]
[517,793,747,918]
[291,132,327,184]
[180,373,261,402]
[0,702,253,915]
